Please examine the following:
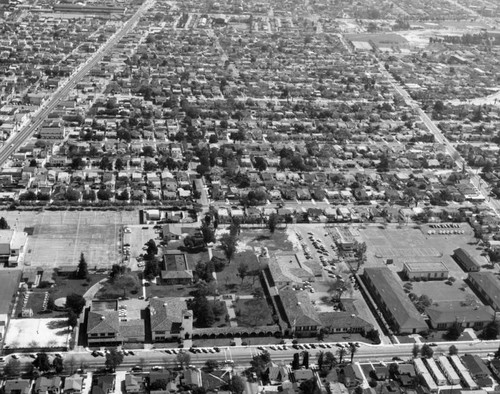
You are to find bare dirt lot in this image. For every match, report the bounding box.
[0,210,138,269]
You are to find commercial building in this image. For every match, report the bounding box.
[363,267,428,334]
[468,272,500,311]
[0,270,21,341]
[0,229,28,267]
[426,301,494,330]
[453,248,481,272]
[39,119,66,140]
[402,261,449,281]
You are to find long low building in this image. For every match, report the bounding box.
[468,272,500,311]
[363,267,428,334]
[403,261,448,281]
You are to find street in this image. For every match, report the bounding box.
[4,339,500,373]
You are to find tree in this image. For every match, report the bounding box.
[115,157,125,171]
[302,351,309,369]
[412,344,420,358]
[105,349,124,371]
[229,375,245,394]
[77,252,88,279]
[317,351,324,370]
[445,322,463,340]
[204,360,219,373]
[365,329,380,344]
[421,344,434,359]
[299,378,316,394]
[323,351,336,370]
[348,343,357,363]
[150,380,168,391]
[144,259,160,280]
[237,263,248,284]
[449,345,458,356]
[176,351,191,368]
[53,356,64,374]
[337,347,346,364]
[480,320,499,340]
[33,352,51,372]
[252,287,264,299]
[220,234,238,263]
[67,310,78,328]
[201,222,216,244]
[145,239,158,256]
[191,295,215,327]
[292,353,300,370]
[268,213,279,234]
[254,156,267,171]
[4,358,21,376]
[0,217,10,229]
[66,293,86,315]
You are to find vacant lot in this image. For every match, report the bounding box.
[0,210,137,269]
[234,298,274,327]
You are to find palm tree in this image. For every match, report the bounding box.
[337,347,347,364]
[348,343,357,363]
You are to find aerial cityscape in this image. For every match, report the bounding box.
[1,0,500,393]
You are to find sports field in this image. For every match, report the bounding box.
[0,210,138,269]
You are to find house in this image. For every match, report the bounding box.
[453,248,481,272]
[426,301,494,330]
[161,224,183,242]
[149,297,193,342]
[34,377,61,394]
[341,364,364,388]
[468,272,500,311]
[403,261,448,281]
[183,369,203,387]
[91,376,115,394]
[63,375,83,394]
[4,379,32,394]
[363,267,428,334]
[161,252,193,285]
[461,355,490,380]
[124,374,145,394]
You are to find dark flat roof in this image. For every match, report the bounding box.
[0,270,21,315]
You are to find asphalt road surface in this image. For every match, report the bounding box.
[3,339,500,373]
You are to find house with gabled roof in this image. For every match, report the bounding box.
[34,377,61,394]
[4,379,32,394]
[63,375,83,394]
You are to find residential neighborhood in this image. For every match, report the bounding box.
[3,0,500,393]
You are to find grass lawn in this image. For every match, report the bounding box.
[234,298,274,327]
[216,251,262,294]
[146,283,196,298]
[51,273,106,300]
[96,273,141,299]
[185,251,210,269]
